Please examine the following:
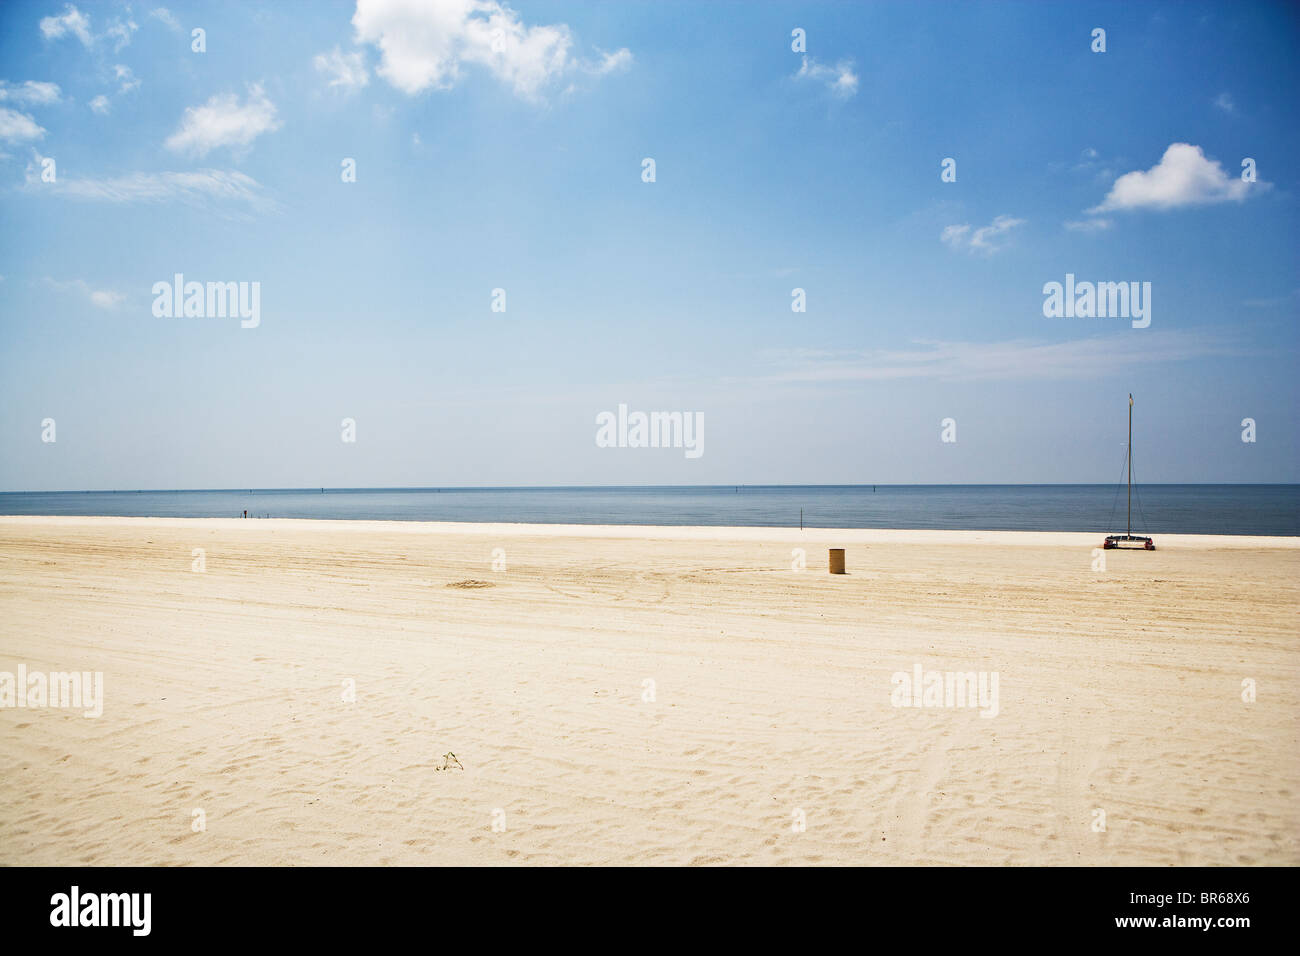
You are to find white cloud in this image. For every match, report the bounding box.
[90,289,125,309]
[164,84,281,157]
[65,169,270,207]
[40,4,92,46]
[1213,92,1235,114]
[1089,143,1265,213]
[104,17,138,52]
[1243,288,1300,309]
[1064,218,1113,233]
[590,48,632,75]
[150,8,181,32]
[1072,147,1105,173]
[793,56,858,98]
[0,107,45,143]
[757,332,1240,384]
[314,47,370,90]
[941,214,1025,254]
[940,223,970,244]
[24,154,275,215]
[42,277,125,310]
[0,80,62,105]
[969,216,1025,250]
[39,5,140,51]
[1051,147,1116,183]
[351,0,629,101]
[114,64,141,94]
[85,66,140,115]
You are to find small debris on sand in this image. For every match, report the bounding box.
[435,752,464,772]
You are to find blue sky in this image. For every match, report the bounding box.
[1,0,1296,490]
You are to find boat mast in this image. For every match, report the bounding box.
[1127,393,1133,537]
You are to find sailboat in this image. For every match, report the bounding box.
[1103,394,1155,551]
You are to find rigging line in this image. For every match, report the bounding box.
[1131,449,1152,534]
[1107,438,1129,531]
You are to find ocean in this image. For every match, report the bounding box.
[0,485,1296,535]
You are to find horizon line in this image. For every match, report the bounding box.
[2,482,1297,495]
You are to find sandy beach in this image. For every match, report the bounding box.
[1,515,1296,866]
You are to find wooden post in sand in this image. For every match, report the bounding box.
[828,548,845,574]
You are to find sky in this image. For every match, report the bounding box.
[1,0,1297,491]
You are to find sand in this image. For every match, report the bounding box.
[1,515,1296,866]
